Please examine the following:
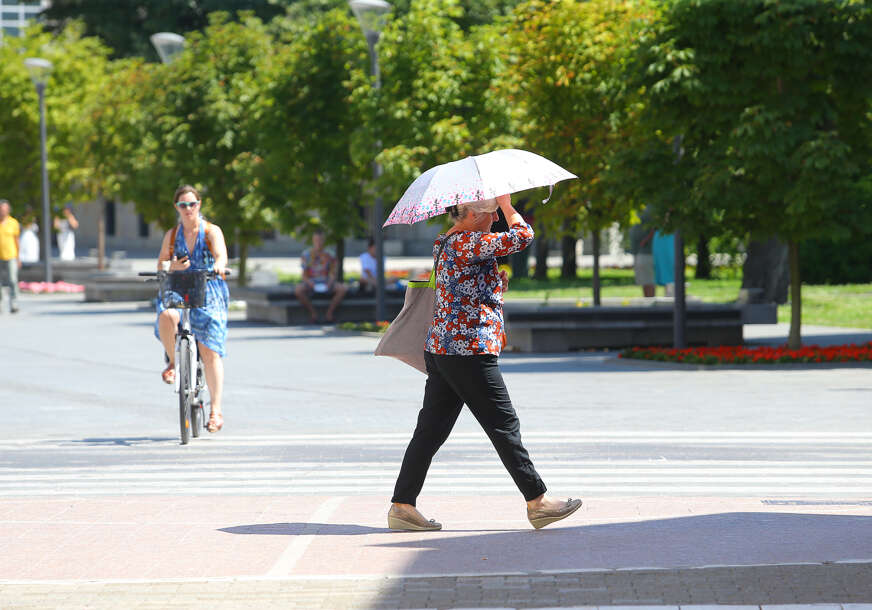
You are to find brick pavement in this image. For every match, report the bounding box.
[1,496,871,608]
[1,564,871,608]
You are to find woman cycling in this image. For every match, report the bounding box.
[155,184,229,433]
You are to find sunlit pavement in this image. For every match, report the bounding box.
[0,294,870,608]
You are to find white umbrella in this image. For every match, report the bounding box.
[383,149,577,226]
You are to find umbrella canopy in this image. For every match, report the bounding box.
[383,149,577,226]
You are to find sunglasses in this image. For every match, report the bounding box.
[176,200,200,209]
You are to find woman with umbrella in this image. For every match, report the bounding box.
[388,189,582,531]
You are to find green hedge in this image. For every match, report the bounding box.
[800,235,872,285]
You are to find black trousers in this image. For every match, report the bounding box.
[391,352,547,505]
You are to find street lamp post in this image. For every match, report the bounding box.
[672,135,687,349]
[150,32,186,64]
[350,0,391,322]
[24,57,53,284]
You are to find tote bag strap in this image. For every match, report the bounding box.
[406,234,451,290]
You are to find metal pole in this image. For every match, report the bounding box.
[673,231,686,348]
[37,83,52,284]
[369,34,386,322]
[672,135,686,348]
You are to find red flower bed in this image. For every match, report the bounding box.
[620,342,872,364]
[18,281,84,294]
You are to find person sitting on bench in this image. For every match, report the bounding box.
[295,228,347,323]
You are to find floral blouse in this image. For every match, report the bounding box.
[425,220,534,356]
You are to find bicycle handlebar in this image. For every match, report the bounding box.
[138,269,232,278]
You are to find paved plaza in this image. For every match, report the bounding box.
[1,293,871,608]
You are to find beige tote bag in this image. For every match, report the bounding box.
[374,238,449,374]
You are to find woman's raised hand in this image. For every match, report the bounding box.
[496,194,522,226]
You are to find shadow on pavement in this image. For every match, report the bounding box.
[498,353,663,374]
[35,306,145,316]
[229,332,332,342]
[361,511,872,606]
[67,437,177,446]
[368,511,872,573]
[220,522,389,536]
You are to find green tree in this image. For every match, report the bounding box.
[115,13,276,285]
[389,0,524,30]
[257,7,370,269]
[42,0,284,59]
[509,0,656,304]
[632,0,872,348]
[361,0,520,212]
[0,25,112,222]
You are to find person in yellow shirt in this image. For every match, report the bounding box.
[0,199,21,314]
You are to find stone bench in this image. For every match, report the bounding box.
[503,302,751,352]
[20,260,105,283]
[235,285,776,351]
[84,276,160,303]
[238,285,406,325]
[84,275,243,304]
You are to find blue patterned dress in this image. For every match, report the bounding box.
[154,221,229,357]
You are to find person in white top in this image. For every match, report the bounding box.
[359,237,378,292]
[18,208,39,264]
[54,205,78,261]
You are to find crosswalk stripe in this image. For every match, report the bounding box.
[2,431,872,449]
[2,432,871,497]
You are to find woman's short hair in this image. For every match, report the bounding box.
[447,198,498,220]
[174,184,201,204]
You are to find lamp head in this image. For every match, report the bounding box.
[24,58,53,87]
[349,0,391,42]
[150,32,185,64]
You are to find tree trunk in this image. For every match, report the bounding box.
[237,240,248,287]
[335,238,345,282]
[741,237,790,304]
[592,230,601,306]
[534,227,549,280]
[695,235,711,280]
[560,234,577,279]
[787,240,802,350]
[97,195,106,272]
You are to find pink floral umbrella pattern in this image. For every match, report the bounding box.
[383,149,577,226]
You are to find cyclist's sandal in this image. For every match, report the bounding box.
[161,365,175,385]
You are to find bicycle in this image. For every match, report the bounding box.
[140,268,229,445]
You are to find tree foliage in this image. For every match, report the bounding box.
[365,0,520,215]
[509,0,657,298]
[630,0,872,345]
[41,0,284,59]
[257,7,369,244]
[0,25,112,211]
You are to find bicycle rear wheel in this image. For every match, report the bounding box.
[178,336,192,445]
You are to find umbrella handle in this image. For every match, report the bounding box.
[542,184,554,204]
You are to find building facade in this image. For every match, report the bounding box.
[0,0,49,39]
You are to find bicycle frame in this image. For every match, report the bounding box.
[139,268,228,443]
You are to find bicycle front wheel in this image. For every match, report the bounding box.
[178,336,193,445]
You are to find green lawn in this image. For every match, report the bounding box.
[504,268,872,330]
[506,268,742,303]
[781,284,872,329]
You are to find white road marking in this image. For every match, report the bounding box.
[266,496,346,577]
